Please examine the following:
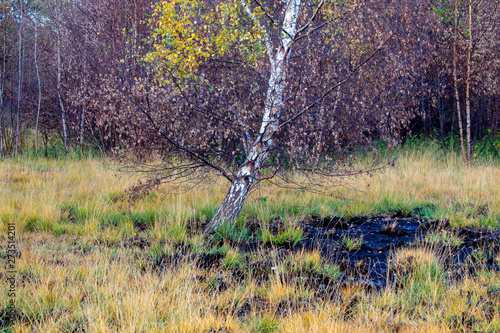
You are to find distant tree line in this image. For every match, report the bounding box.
[0,0,499,163]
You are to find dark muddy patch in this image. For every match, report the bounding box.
[122,235,150,249]
[298,214,429,288]
[159,214,500,292]
[299,214,500,288]
[133,220,152,233]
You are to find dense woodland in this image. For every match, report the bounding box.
[0,0,499,162]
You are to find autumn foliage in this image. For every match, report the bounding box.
[0,0,498,161]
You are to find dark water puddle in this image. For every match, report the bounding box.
[145,214,500,292]
[300,214,428,289]
[231,214,500,290]
[139,214,500,320]
[298,214,500,289]
[303,215,425,288]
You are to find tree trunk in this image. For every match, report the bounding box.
[450,97,456,151]
[0,0,6,154]
[35,0,41,155]
[465,0,473,163]
[438,78,446,147]
[204,0,301,232]
[204,177,252,232]
[14,0,24,156]
[454,0,466,161]
[56,4,68,150]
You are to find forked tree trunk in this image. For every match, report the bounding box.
[204,0,301,232]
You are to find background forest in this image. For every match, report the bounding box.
[0,0,499,161]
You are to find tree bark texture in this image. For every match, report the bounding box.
[0,0,6,153]
[204,177,252,232]
[15,0,24,156]
[454,0,466,161]
[204,0,301,232]
[35,0,41,155]
[465,0,473,163]
[56,4,68,150]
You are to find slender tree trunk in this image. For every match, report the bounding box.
[80,63,87,148]
[465,0,473,163]
[0,64,2,153]
[14,0,24,156]
[438,77,446,146]
[454,0,466,161]
[0,0,3,153]
[450,98,456,151]
[44,130,48,157]
[9,72,13,145]
[35,0,41,155]
[56,4,68,150]
[205,0,301,232]
[0,0,6,153]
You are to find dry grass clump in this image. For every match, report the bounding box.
[390,247,440,274]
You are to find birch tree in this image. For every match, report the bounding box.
[14,0,23,156]
[0,0,5,153]
[34,0,41,155]
[138,0,418,232]
[453,0,466,161]
[55,1,68,150]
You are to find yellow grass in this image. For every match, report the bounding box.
[1,147,500,332]
[1,146,499,235]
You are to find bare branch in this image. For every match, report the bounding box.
[294,0,325,37]
[201,76,252,153]
[278,32,395,129]
[134,87,235,183]
[240,0,274,59]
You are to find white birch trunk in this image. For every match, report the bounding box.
[35,0,41,155]
[56,4,68,150]
[454,0,466,161]
[80,64,87,147]
[14,0,24,156]
[465,0,472,163]
[205,0,301,232]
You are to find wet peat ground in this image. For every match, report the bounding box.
[193,213,500,291]
[135,212,500,299]
[298,213,500,289]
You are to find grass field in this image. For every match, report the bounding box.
[1,143,500,332]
